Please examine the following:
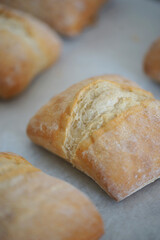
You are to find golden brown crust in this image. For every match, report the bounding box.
[0,0,107,36]
[144,37,160,82]
[27,75,159,201]
[0,152,104,240]
[0,152,39,181]
[0,4,61,99]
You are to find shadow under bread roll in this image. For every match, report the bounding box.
[0,152,104,240]
[0,0,108,36]
[27,74,160,201]
[0,4,61,99]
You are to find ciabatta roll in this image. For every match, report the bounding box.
[144,37,160,83]
[0,0,107,36]
[0,4,61,99]
[27,75,160,201]
[0,152,104,240]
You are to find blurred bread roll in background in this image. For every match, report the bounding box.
[0,152,104,240]
[0,0,108,36]
[0,4,61,99]
[144,37,160,83]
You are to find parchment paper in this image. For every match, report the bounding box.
[0,0,160,239]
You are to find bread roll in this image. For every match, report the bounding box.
[0,0,107,36]
[0,152,104,240]
[144,37,160,82]
[27,75,160,201]
[0,4,61,99]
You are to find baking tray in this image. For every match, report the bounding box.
[0,0,160,239]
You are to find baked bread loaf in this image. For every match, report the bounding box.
[0,0,107,36]
[27,75,160,201]
[0,152,104,240]
[0,4,61,99]
[144,37,160,82]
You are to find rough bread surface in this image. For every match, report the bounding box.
[64,80,151,159]
[27,75,160,201]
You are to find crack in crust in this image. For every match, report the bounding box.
[64,79,153,160]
